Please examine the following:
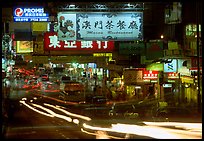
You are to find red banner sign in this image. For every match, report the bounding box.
[143,70,158,79]
[44,32,114,52]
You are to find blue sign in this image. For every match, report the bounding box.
[13,7,49,22]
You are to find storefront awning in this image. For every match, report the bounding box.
[146,63,163,71]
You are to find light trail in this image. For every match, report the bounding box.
[19,98,202,139]
[143,121,202,132]
[31,103,72,122]
[80,128,123,139]
[82,122,202,139]
[44,103,92,121]
[19,100,54,117]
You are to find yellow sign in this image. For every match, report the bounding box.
[181,76,194,84]
[168,42,179,50]
[16,41,33,53]
[93,53,112,57]
[32,22,48,31]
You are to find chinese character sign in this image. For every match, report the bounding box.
[44,32,114,52]
[57,12,143,41]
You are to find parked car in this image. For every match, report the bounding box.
[61,76,71,83]
[82,96,111,118]
[109,103,139,119]
[60,81,84,94]
[41,74,49,81]
[153,106,197,122]
[87,95,107,105]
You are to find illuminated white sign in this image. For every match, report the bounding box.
[13,7,49,22]
[164,59,177,72]
[57,12,143,41]
[163,84,172,88]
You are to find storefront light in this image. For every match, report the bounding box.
[184,83,191,88]
[135,86,141,89]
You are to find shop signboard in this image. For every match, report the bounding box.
[167,72,179,79]
[119,42,145,55]
[123,68,144,85]
[163,59,177,72]
[163,84,172,88]
[57,12,143,41]
[143,70,158,79]
[168,41,179,50]
[32,22,48,31]
[177,59,191,69]
[177,59,191,76]
[16,41,33,53]
[146,41,164,60]
[13,7,49,22]
[181,76,194,84]
[44,32,114,52]
[146,63,163,71]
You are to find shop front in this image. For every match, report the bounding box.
[180,75,197,105]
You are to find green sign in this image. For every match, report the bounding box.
[119,42,145,55]
[146,42,164,60]
[146,63,164,71]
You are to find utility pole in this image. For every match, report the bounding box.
[196,1,201,114]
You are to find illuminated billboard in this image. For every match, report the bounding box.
[16,41,33,53]
[57,12,143,41]
[44,32,114,52]
[13,7,49,22]
[163,59,177,73]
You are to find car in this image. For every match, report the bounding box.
[153,106,197,122]
[60,81,84,94]
[41,74,49,81]
[61,76,71,83]
[91,95,107,105]
[109,103,139,119]
[81,96,111,118]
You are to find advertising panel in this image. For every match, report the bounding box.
[32,22,48,31]
[123,68,144,85]
[44,32,114,52]
[13,7,49,22]
[163,59,177,72]
[143,70,158,79]
[16,41,33,53]
[119,42,145,55]
[146,41,164,60]
[57,12,143,41]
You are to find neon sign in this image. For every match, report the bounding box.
[44,32,114,52]
[13,7,49,22]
